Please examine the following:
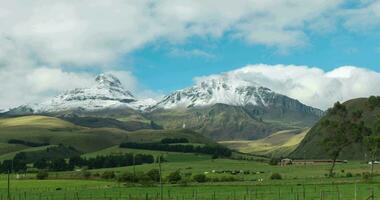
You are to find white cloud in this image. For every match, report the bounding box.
[0,0,344,67]
[195,64,380,110]
[0,0,379,110]
[341,1,380,31]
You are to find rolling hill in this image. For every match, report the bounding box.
[220,129,308,157]
[291,97,380,160]
[0,115,215,160]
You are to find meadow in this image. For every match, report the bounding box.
[1,155,380,199]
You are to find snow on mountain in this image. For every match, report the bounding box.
[11,74,156,113]
[153,76,279,109]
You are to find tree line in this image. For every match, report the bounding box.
[119,142,232,157]
[0,153,155,173]
[160,138,189,144]
[8,139,49,147]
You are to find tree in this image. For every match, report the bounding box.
[321,102,369,177]
[167,170,182,183]
[146,169,160,182]
[34,159,48,169]
[36,170,49,180]
[193,174,207,183]
[364,134,380,177]
[270,173,282,180]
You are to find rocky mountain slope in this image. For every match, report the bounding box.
[6,74,156,115]
[3,73,323,140]
[146,77,323,140]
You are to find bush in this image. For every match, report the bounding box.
[193,174,207,183]
[101,171,115,180]
[270,173,282,180]
[81,170,92,179]
[362,172,371,181]
[146,169,160,182]
[346,172,353,178]
[136,172,151,183]
[117,172,134,182]
[36,170,49,180]
[220,176,238,182]
[269,158,280,166]
[167,170,182,183]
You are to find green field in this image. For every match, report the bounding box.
[1,159,380,199]
[1,115,380,199]
[220,129,308,157]
[1,179,380,200]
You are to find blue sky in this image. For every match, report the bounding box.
[130,30,380,92]
[1,0,380,109]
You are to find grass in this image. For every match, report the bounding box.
[0,145,57,161]
[1,180,380,200]
[220,129,308,157]
[0,144,380,199]
[0,116,130,153]
[82,146,211,162]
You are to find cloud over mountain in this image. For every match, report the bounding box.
[195,64,380,110]
[1,1,380,110]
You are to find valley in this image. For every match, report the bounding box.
[1,74,379,199]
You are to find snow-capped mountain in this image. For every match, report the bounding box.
[8,74,156,114]
[151,76,323,118]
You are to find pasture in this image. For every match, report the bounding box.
[1,157,380,199]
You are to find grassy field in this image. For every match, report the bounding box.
[0,116,130,153]
[1,160,380,199]
[1,179,380,200]
[1,145,380,199]
[0,116,214,161]
[82,146,212,163]
[220,129,308,157]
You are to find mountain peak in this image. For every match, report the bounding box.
[95,74,122,88]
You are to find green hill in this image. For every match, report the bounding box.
[0,115,129,153]
[220,129,308,157]
[0,116,215,160]
[291,97,380,160]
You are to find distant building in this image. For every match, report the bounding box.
[280,158,293,166]
[281,158,348,166]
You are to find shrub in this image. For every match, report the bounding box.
[117,172,134,182]
[220,176,238,182]
[36,170,49,180]
[167,170,182,183]
[101,171,115,180]
[270,173,282,180]
[81,170,92,179]
[269,158,280,166]
[136,172,151,183]
[146,169,160,182]
[362,172,371,181]
[193,174,207,183]
[346,172,353,178]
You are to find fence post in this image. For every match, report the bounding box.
[355,183,357,200]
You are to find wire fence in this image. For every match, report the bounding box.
[1,183,379,200]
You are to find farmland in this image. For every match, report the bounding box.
[1,154,380,199]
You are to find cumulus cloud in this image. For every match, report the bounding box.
[0,0,344,67]
[195,64,380,110]
[0,0,379,110]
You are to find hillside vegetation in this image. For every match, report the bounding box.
[220,129,308,157]
[292,97,380,160]
[0,115,215,160]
